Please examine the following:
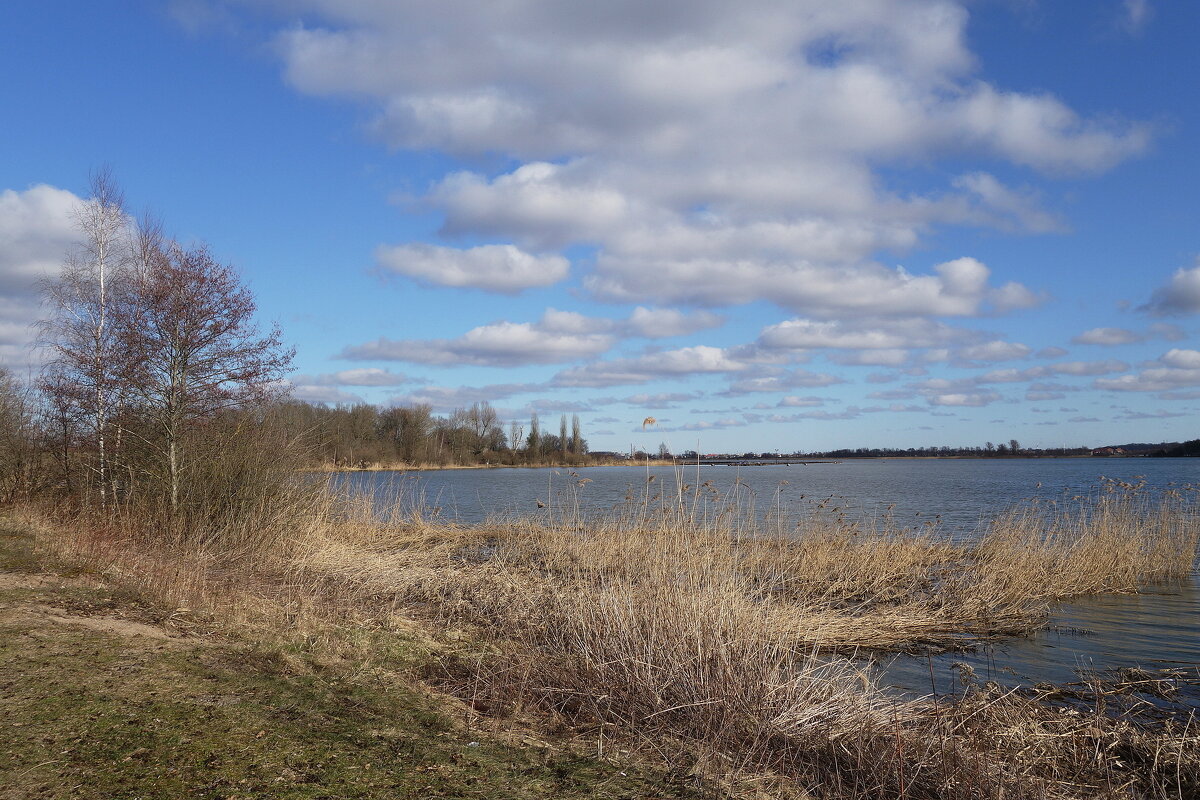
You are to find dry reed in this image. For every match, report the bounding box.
[21,475,1200,798]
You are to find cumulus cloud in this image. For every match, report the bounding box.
[655,416,748,433]
[246,1,1144,314]
[777,396,826,408]
[290,385,366,404]
[946,172,1067,233]
[338,306,724,367]
[620,391,702,408]
[928,391,1001,407]
[375,242,568,293]
[758,317,979,351]
[954,340,1032,363]
[0,184,84,369]
[553,346,748,388]
[387,382,539,411]
[624,306,724,338]
[1072,327,1143,345]
[722,368,845,395]
[291,368,416,386]
[975,359,1129,384]
[1094,348,1200,392]
[341,315,615,367]
[587,255,1040,317]
[830,349,911,367]
[1142,260,1200,316]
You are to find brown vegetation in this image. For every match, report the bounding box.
[18,475,1195,799]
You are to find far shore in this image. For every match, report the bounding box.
[309,452,1160,473]
[308,458,682,473]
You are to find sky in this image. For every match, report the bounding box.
[2,0,1199,454]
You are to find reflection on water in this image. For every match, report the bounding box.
[333,458,1200,694]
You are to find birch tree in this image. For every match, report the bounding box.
[38,169,129,507]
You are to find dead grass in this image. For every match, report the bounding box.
[16,477,1200,798]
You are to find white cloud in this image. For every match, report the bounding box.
[0,184,85,369]
[758,317,978,351]
[1160,349,1200,369]
[375,242,568,293]
[830,349,911,367]
[1094,349,1200,393]
[290,385,366,404]
[338,305,726,368]
[387,382,539,411]
[947,172,1067,233]
[291,367,415,386]
[553,345,748,388]
[620,392,702,408]
[1053,359,1130,376]
[1142,260,1200,316]
[722,368,845,395]
[975,359,1129,384]
[1072,327,1143,345]
[251,1,1143,314]
[928,391,1001,407]
[657,416,748,433]
[954,340,1032,362]
[587,254,1040,317]
[624,306,724,338]
[433,162,630,249]
[341,315,615,367]
[777,395,826,408]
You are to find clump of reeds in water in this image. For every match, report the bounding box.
[959,479,1199,626]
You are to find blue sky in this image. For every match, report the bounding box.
[3,0,1199,453]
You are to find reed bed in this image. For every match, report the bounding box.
[23,477,1200,798]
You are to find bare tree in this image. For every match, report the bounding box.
[116,242,293,511]
[465,401,504,455]
[559,414,568,455]
[38,169,129,507]
[509,419,525,455]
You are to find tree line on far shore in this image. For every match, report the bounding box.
[272,400,590,469]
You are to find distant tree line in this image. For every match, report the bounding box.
[808,440,1061,458]
[270,401,591,468]
[1151,439,1200,458]
[669,441,1099,460]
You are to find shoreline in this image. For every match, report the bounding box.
[308,452,1168,473]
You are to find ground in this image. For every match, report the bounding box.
[0,519,710,800]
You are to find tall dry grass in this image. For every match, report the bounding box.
[285,480,1197,796]
[21,474,1200,798]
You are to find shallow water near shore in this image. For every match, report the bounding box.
[877,573,1200,706]
[334,458,1200,698]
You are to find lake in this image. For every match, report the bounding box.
[333,458,1200,699]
